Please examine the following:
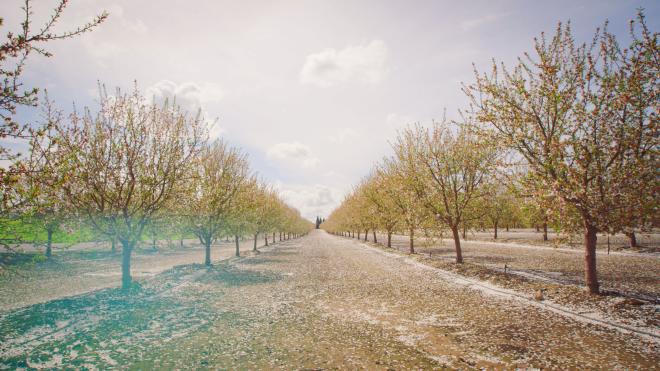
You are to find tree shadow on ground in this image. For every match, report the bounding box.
[238,257,285,266]
[467,255,517,264]
[0,283,217,369]
[197,263,282,287]
[265,250,298,257]
[0,252,46,268]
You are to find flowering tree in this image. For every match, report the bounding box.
[225,176,259,257]
[465,12,658,294]
[405,121,497,263]
[1,0,107,210]
[184,140,249,265]
[39,87,204,289]
[378,151,429,254]
[250,185,281,250]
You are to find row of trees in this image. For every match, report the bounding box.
[7,89,312,289]
[324,11,658,295]
[0,1,312,289]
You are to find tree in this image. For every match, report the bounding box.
[393,121,496,262]
[0,2,106,259]
[465,12,659,294]
[361,173,400,246]
[38,87,204,289]
[1,0,107,211]
[184,140,249,266]
[225,177,259,257]
[378,148,429,254]
[21,104,73,257]
[481,180,517,239]
[251,186,281,250]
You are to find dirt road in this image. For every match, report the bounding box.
[1,230,657,369]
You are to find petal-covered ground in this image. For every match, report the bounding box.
[1,230,658,369]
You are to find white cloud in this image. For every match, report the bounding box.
[274,183,339,220]
[386,113,416,130]
[106,4,148,35]
[76,4,147,64]
[147,80,225,138]
[300,40,388,87]
[147,80,224,112]
[329,128,358,144]
[266,141,319,168]
[126,19,148,35]
[82,39,125,61]
[461,13,510,31]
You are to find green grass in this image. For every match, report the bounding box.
[0,218,97,245]
[1,218,196,246]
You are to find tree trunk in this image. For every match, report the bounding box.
[357,231,361,240]
[543,221,548,241]
[253,233,258,251]
[372,231,377,244]
[493,221,498,239]
[462,224,467,240]
[111,237,116,253]
[235,235,240,257]
[506,225,509,232]
[626,231,638,248]
[535,225,540,232]
[121,241,133,289]
[46,229,53,258]
[204,240,212,266]
[584,223,599,295]
[272,232,275,243]
[265,234,269,246]
[409,227,414,254]
[451,225,463,264]
[364,229,368,241]
[179,237,184,248]
[387,231,392,248]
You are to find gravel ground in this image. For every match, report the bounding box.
[0,238,263,312]
[374,232,660,301]
[1,230,658,369]
[458,229,659,252]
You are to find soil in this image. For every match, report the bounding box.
[0,230,658,369]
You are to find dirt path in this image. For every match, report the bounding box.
[1,230,658,369]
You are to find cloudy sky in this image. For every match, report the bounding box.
[4,0,658,220]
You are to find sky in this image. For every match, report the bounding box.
[3,0,659,221]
